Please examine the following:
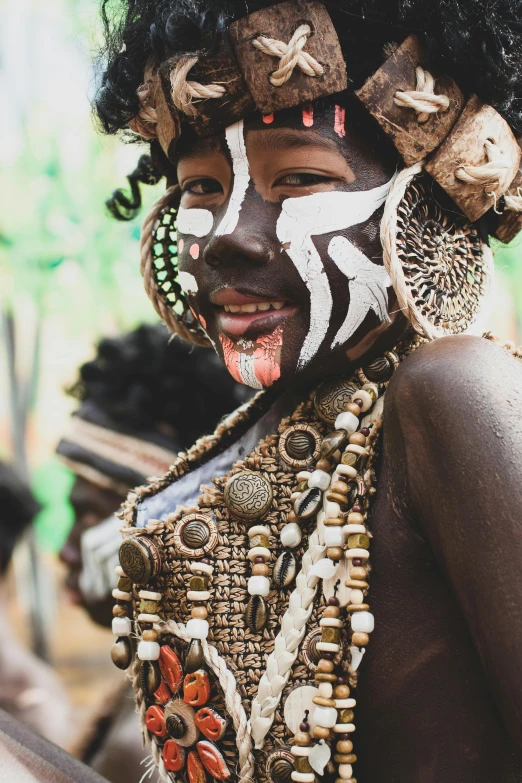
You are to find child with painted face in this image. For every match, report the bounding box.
[96,2,522,782]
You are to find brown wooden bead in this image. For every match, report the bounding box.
[349,432,366,446]
[347,512,365,525]
[113,604,128,618]
[189,575,209,592]
[322,627,340,644]
[117,576,132,592]
[341,451,358,468]
[350,567,367,580]
[312,696,336,707]
[347,533,370,549]
[334,754,357,764]
[323,606,341,619]
[327,547,343,561]
[333,684,350,699]
[315,673,338,682]
[344,402,361,416]
[312,726,331,740]
[295,758,313,774]
[252,563,270,576]
[140,599,158,614]
[345,579,369,590]
[326,491,348,505]
[336,740,353,754]
[324,518,344,528]
[331,481,350,495]
[191,606,208,620]
[346,604,370,613]
[317,658,334,673]
[143,629,159,642]
[293,732,311,747]
[352,632,370,646]
[316,459,331,472]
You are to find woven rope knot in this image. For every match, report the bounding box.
[504,187,522,212]
[394,66,450,123]
[128,82,159,140]
[170,56,226,116]
[252,23,324,87]
[455,138,512,194]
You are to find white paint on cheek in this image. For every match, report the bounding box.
[215,120,250,236]
[177,271,199,295]
[276,177,393,369]
[328,235,391,348]
[177,207,214,237]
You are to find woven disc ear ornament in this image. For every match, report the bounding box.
[151,201,211,348]
[395,173,491,335]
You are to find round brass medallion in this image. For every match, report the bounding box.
[301,627,343,672]
[278,424,321,469]
[119,536,163,585]
[314,377,358,426]
[173,513,218,559]
[267,749,294,783]
[224,471,273,521]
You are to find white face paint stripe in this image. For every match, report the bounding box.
[328,235,391,348]
[239,353,264,390]
[215,120,250,236]
[177,207,214,237]
[276,177,394,369]
[177,270,199,295]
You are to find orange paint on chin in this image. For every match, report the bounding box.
[189,243,200,259]
[252,326,282,386]
[178,238,184,253]
[189,306,207,329]
[334,105,346,138]
[219,335,243,385]
[302,105,314,127]
[262,113,274,124]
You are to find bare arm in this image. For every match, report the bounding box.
[388,335,522,746]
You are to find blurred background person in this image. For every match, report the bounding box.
[56,323,251,782]
[0,461,71,747]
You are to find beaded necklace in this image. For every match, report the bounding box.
[111,338,420,783]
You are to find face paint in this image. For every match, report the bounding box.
[178,238,184,253]
[177,207,214,237]
[189,243,200,259]
[302,105,314,127]
[262,113,274,124]
[328,236,391,347]
[215,121,250,237]
[178,271,199,295]
[334,105,346,138]
[219,327,282,389]
[276,178,392,369]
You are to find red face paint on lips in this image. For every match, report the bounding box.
[334,105,346,138]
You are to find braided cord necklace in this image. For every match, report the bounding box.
[111,337,421,783]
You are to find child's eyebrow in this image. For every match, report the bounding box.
[247,128,340,155]
[176,136,223,161]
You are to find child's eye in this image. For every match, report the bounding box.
[274,173,333,187]
[182,178,223,195]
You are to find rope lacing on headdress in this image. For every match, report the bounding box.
[394,66,450,123]
[128,83,158,140]
[252,23,324,87]
[170,56,226,116]
[504,187,522,212]
[455,137,513,201]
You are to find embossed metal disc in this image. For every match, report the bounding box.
[314,377,358,426]
[266,749,295,783]
[278,424,321,469]
[173,513,218,559]
[301,627,343,672]
[224,471,273,521]
[119,536,163,585]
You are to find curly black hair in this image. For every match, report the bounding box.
[95,0,522,141]
[69,323,252,448]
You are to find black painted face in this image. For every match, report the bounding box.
[170,102,403,389]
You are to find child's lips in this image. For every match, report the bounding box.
[215,304,298,337]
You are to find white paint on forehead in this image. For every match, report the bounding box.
[328,235,391,348]
[215,120,250,236]
[276,178,393,369]
[177,270,199,295]
[239,353,263,390]
[177,207,214,237]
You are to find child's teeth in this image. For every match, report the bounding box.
[272,301,285,310]
[241,304,258,313]
[257,302,271,311]
[224,300,287,314]
[229,304,241,313]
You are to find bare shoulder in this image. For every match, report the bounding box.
[386,334,522,427]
